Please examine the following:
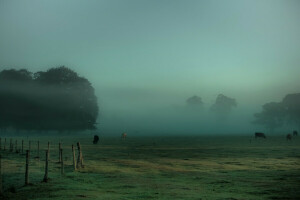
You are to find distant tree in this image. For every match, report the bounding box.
[282,93,300,130]
[253,102,286,133]
[210,94,237,119]
[186,95,203,108]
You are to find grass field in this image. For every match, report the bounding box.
[0,135,299,200]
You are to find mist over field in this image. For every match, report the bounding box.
[1,0,300,136]
[1,1,300,200]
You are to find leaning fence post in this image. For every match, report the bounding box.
[60,149,64,174]
[47,141,50,153]
[77,142,83,168]
[59,142,61,163]
[25,150,29,185]
[72,145,76,170]
[43,150,49,182]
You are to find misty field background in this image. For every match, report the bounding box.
[1,135,299,200]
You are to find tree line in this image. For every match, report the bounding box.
[0,66,98,133]
[186,92,300,133]
[253,93,300,133]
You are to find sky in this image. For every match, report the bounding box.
[0,0,299,135]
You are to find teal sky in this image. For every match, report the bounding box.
[1,0,299,134]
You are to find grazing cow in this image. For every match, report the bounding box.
[286,134,292,141]
[121,132,127,140]
[93,135,99,144]
[293,130,298,136]
[255,132,266,139]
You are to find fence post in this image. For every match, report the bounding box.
[4,138,6,151]
[47,141,50,153]
[29,141,31,151]
[43,150,49,182]
[0,138,1,150]
[25,150,29,185]
[15,140,18,153]
[10,139,12,152]
[22,140,24,154]
[76,142,83,168]
[0,155,2,195]
[37,141,40,158]
[72,145,76,171]
[60,149,64,174]
[59,142,61,163]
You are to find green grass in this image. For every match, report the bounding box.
[0,135,299,200]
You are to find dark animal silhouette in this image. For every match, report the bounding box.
[93,135,99,144]
[286,134,292,141]
[121,132,127,140]
[255,132,266,139]
[293,130,298,136]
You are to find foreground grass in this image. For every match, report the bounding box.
[0,135,299,200]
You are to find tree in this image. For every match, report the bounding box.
[186,95,203,108]
[282,93,300,130]
[253,102,286,133]
[0,69,34,131]
[33,66,99,131]
[210,94,237,119]
[0,69,32,82]
[0,66,99,133]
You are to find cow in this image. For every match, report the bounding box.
[121,132,127,140]
[255,132,266,139]
[293,130,298,136]
[286,134,292,141]
[93,135,99,144]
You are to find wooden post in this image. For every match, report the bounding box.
[60,149,64,174]
[72,145,76,170]
[25,150,29,185]
[4,138,6,151]
[29,141,31,151]
[59,142,61,163]
[10,139,12,152]
[77,142,83,168]
[22,140,24,154]
[43,150,49,182]
[0,155,2,195]
[0,138,1,150]
[37,141,40,158]
[47,141,50,153]
[15,140,18,153]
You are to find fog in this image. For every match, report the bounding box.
[1,0,300,135]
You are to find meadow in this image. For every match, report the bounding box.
[0,135,299,200]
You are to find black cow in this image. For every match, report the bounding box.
[293,130,298,136]
[93,135,99,144]
[286,134,292,141]
[255,132,266,139]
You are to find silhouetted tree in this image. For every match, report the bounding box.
[210,94,237,119]
[0,69,32,82]
[282,93,300,130]
[186,95,203,108]
[0,66,98,133]
[0,69,34,131]
[253,102,285,133]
